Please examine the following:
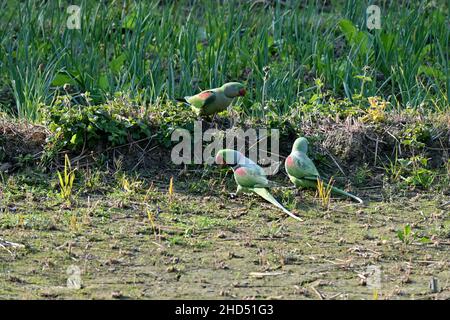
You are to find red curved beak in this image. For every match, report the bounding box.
[239,88,246,96]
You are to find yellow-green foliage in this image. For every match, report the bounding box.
[57,154,75,200]
[317,177,334,210]
[361,97,388,123]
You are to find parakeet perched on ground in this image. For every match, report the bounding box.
[177,82,246,117]
[285,137,363,204]
[215,149,303,222]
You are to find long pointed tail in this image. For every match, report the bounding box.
[329,185,363,204]
[175,97,187,103]
[302,178,363,204]
[252,188,303,222]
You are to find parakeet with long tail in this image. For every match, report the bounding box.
[215,149,303,222]
[285,137,363,204]
[176,82,246,117]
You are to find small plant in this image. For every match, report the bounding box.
[17,214,25,228]
[83,169,102,191]
[57,154,76,201]
[317,177,334,210]
[261,66,270,121]
[397,224,431,245]
[384,153,436,190]
[354,163,371,186]
[361,96,387,123]
[69,214,80,233]
[113,156,124,174]
[373,289,379,300]
[384,156,409,182]
[404,156,436,189]
[118,174,142,194]
[400,123,431,149]
[168,176,174,200]
[146,208,159,240]
[397,224,412,245]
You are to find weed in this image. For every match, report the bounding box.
[397,224,431,246]
[168,176,174,200]
[361,97,387,123]
[317,177,334,211]
[146,208,159,240]
[57,154,76,201]
[397,224,413,245]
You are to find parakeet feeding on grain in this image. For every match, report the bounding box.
[177,82,246,117]
[285,137,363,204]
[215,149,303,222]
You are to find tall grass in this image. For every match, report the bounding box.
[0,0,448,121]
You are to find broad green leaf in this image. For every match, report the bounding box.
[418,65,446,82]
[110,54,126,74]
[419,237,431,244]
[123,13,137,30]
[339,19,357,41]
[404,224,411,237]
[70,134,78,144]
[52,73,78,86]
[397,230,404,242]
[98,74,109,90]
[339,19,370,56]
[380,33,395,52]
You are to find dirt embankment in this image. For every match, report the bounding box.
[0,119,48,171]
[0,114,449,175]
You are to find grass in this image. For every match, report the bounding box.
[0,0,449,300]
[0,0,448,122]
[316,177,334,211]
[0,167,449,299]
[57,154,76,201]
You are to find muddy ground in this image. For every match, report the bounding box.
[0,169,448,300]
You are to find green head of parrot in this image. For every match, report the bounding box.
[215,149,243,166]
[292,137,309,153]
[222,82,246,98]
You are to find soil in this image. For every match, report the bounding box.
[0,178,449,300]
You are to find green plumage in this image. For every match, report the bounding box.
[181,82,245,116]
[216,149,303,222]
[285,137,363,204]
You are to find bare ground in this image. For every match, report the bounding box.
[0,177,448,300]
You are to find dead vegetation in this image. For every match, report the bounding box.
[0,113,449,178]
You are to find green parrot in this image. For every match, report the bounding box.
[285,137,363,204]
[215,149,303,222]
[177,82,246,117]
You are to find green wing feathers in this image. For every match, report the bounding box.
[234,165,270,188]
[252,188,303,222]
[185,91,216,108]
[287,150,363,204]
[287,152,319,178]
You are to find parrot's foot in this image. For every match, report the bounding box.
[229,193,237,199]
